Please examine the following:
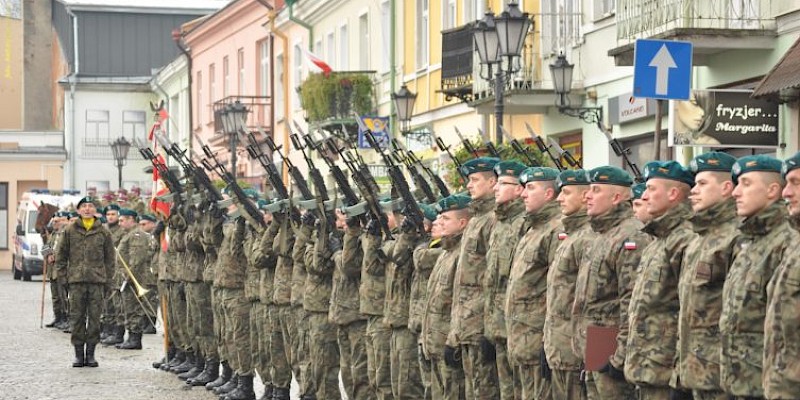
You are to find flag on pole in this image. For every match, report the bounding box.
[303,48,333,76]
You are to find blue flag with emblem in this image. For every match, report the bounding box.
[357,115,390,149]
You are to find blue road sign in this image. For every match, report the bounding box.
[633,39,693,100]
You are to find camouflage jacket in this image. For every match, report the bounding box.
[55,218,115,284]
[484,199,527,341]
[272,217,296,306]
[168,216,188,282]
[244,224,263,301]
[625,203,694,386]
[409,239,442,334]
[449,195,496,346]
[573,203,650,369]
[330,226,366,325]
[505,201,562,365]
[256,220,281,304]
[47,227,66,280]
[764,219,800,399]
[384,230,425,327]
[422,234,461,360]
[304,224,339,313]
[720,202,794,397]
[184,221,205,282]
[359,229,392,317]
[107,223,127,285]
[675,199,738,390]
[544,210,593,370]
[117,226,158,287]
[213,219,247,289]
[200,212,224,284]
[290,223,312,306]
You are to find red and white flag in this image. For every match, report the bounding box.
[623,240,637,250]
[304,48,333,77]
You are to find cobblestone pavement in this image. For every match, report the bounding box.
[0,270,304,400]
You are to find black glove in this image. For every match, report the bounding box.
[153,221,166,237]
[399,214,420,233]
[668,388,693,400]
[479,337,496,362]
[444,345,462,368]
[598,361,626,381]
[365,214,386,237]
[540,348,552,380]
[211,205,226,219]
[301,212,317,227]
[327,233,343,253]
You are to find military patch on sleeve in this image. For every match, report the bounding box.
[623,240,637,250]
[558,232,568,240]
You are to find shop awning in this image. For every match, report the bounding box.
[753,35,800,98]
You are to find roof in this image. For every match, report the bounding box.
[753,35,800,97]
[56,0,229,13]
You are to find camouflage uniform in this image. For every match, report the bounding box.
[168,221,191,356]
[422,234,467,400]
[244,222,271,390]
[720,203,795,398]
[47,226,69,324]
[573,203,650,400]
[184,219,208,357]
[290,223,313,397]
[412,238,443,400]
[332,225,369,400]
[676,199,738,399]
[544,210,593,400]
[200,210,224,361]
[625,203,694,398]
[215,219,252,378]
[102,223,127,330]
[117,226,158,334]
[506,201,561,399]
[273,216,298,394]
[483,198,527,400]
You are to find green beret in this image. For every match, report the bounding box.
[587,166,633,187]
[519,167,559,184]
[139,214,157,222]
[242,188,259,200]
[631,183,646,200]
[460,157,500,176]
[119,208,138,218]
[642,160,694,187]
[493,160,527,178]
[76,196,95,209]
[732,155,782,184]
[435,194,472,213]
[418,202,439,221]
[69,211,79,219]
[105,204,121,213]
[556,169,590,189]
[96,206,106,215]
[783,151,800,179]
[689,151,737,174]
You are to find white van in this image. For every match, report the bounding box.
[12,190,82,281]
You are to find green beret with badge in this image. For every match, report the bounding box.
[732,155,782,184]
[519,167,559,184]
[139,213,157,223]
[556,169,590,189]
[105,204,121,213]
[642,160,694,186]
[460,157,500,177]
[689,151,737,174]
[419,202,439,221]
[783,151,800,179]
[493,160,527,179]
[587,166,633,187]
[242,188,259,200]
[435,194,472,213]
[119,208,138,218]
[76,196,95,209]
[631,183,646,200]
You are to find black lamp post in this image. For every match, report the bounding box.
[221,100,249,175]
[473,3,531,144]
[549,53,603,127]
[110,136,131,189]
[392,84,418,134]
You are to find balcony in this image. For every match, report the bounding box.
[298,71,377,140]
[609,0,777,66]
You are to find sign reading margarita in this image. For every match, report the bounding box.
[669,89,779,148]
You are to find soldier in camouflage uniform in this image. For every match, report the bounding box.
[421,194,472,400]
[100,204,127,346]
[630,183,650,224]
[764,152,800,400]
[45,211,70,330]
[128,186,146,215]
[676,152,739,400]
[625,161,696,400]
[720,155,797,399]
[242,209,269,400]
[113,208,146,350]
[272,209,297,400]
[166,212,196,376]
[197,204,227,389]
[573,166,651,400]
[505,167,563,400]
[291,212,314,399]
[544,170,593,400]
[483,160,527,400]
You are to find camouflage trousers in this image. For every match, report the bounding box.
[462,343,500,400]
[269,304,292,389]
[338,320,370,400]
[495,338,521,400]
[121,284,146,333]
[692,390,727,400]
[50,277,69,318]
[211,286,227,361]
[516,362,553,400]
[636,386,670,400]
[431,358,466,400]
[251,301,271,386]
[221,288,252,376]
[366,315,393,399]
[278,305,309,393]
[418,337,432,400]
[551,369,586,400]
[390,326,425,399]
[68,283,104,346]
[185,281,216,358]
[101,281,125,327]
[308,311,341,399]
[585,370,636,400]
[167,281,190,351]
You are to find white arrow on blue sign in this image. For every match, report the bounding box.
[633,39,693,100]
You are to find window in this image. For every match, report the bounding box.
[122,110,146,145]
[196,70,203,126]
[259,40,270,98]
[222,56,230,98]
[442,0,456,29]
[293,44,303,108]
[463,0,485,23]
[381,1,390,72]
[326,32,336,71]
[359,13,370,70]
[276,53,284,119]
[238,48,245,95]
[593,0,615,20]
[315,40,323,56]
[209,64,216,122]
[85,110,109,142]
[339,24,349,70]
[416,0,429,69]
[0,182,7,249]
[541,0,582,57]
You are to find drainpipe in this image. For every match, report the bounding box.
[256,0,276,182]
[267,6,291,184]
[287,0,313,50]
[390,0,396,138]
[66,7,79,190]
[173,31,193,156]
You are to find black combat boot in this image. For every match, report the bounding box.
[258,385,273,400]
[153,346,176,369]
[178,351,204,380]
[301,394,316,400]
[118,332,142,350]
[214,374,238,395]
[114,330,132,349]
[101,325,123,346]
[163,350,185,371]
[206,361,231,390]
[142,316,157,334]
[84,343,99,367]
[171,351,195,373]
[223,374,255,400]
[46,312,61,328]
[189,358,219,386]
[55,315,70,331]
[271,387,290,400]
[72,344,85,367]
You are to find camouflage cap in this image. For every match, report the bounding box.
[631,182,646,200]
[493,160,527,179]
[556,169,590,189]
[783,151,800,179]
[119,208,138,218]
[459,157,500,176]
[587,166,633,187]
[105,204,121,213]
[418,202,439,221]
[139,213,157,222]
[732,155,782,184]
[435,194,472,213]
[519,167,559,184]
[642,160,695,186]
[690,151,737,174]
[76,196,95,209]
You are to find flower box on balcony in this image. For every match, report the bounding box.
[299,71,376,123]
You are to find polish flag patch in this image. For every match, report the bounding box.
[558,233,568,240]
[623,241,637,250]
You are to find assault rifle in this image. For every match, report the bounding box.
[154,133,223,203]
[454,127,481,158]
[289,124,334,225]
[525,123,565,171]
[297,125,360,208]
[602,128,643,183]
[499,125,540,166]
[392,138,450,198]
[390,138,437,203]
[244,129,300,222]
[201,144,265,229]
[547,137,582,169]
[139,146,184,208]
[477,128,502,158]
[432,130,468,180]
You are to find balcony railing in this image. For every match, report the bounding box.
[440,23,476,102]
[213,95,273,135]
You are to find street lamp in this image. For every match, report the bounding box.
[549,53,603,126]
[221,100,249,175]
[472,3,531,143]
[110,136,131,189]
[392,85,418,133]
